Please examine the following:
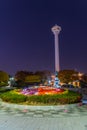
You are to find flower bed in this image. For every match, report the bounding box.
[0,88,82,105]
[14,86,68,96]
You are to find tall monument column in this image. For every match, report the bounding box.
[51,25,61,73]
[51,25,61,88]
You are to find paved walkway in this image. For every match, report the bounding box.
[0,102,87,130]
[0,115,87,130]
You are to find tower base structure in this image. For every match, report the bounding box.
[54,71,61,88]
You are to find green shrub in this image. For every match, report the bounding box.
[26,91,81,105]
[0,87,11,93]
[0,82,8,87]
[0,91,27,103]
[0,90,82,105]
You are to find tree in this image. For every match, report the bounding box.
[35,70,51,83]
[25,75,41,83]
[15,71,33,81]
[0,71,9,82]
[58,70,78,84]
[14,71,33,87]
[81,73,87,84]
[0,71,9,86]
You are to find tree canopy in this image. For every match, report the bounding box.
[58,70,78,84]
[0,71,9,82]
[25,75,41,83]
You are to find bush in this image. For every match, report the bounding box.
[0,90,82,105]
[0,87,11,93]
[26,91,81,105]
[0,82,8,87]
[0,91,27,103]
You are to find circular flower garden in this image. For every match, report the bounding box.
[0,86,82,105]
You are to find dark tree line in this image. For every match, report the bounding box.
[14,70,51,87]
[0,69,87,87]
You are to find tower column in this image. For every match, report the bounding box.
[51,25,61,73]
[54,32,59,72]
[51,25,61,88]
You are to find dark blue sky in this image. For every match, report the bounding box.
[0,0,87,75]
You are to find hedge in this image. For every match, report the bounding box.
[0,90,82,105]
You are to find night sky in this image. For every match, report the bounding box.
[0,0,87,75]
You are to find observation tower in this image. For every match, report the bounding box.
[51,25,61,72]
[51,25,61,88]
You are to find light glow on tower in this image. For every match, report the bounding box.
[51,24,61,72]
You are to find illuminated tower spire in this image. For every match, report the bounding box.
[51,25,61,72]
